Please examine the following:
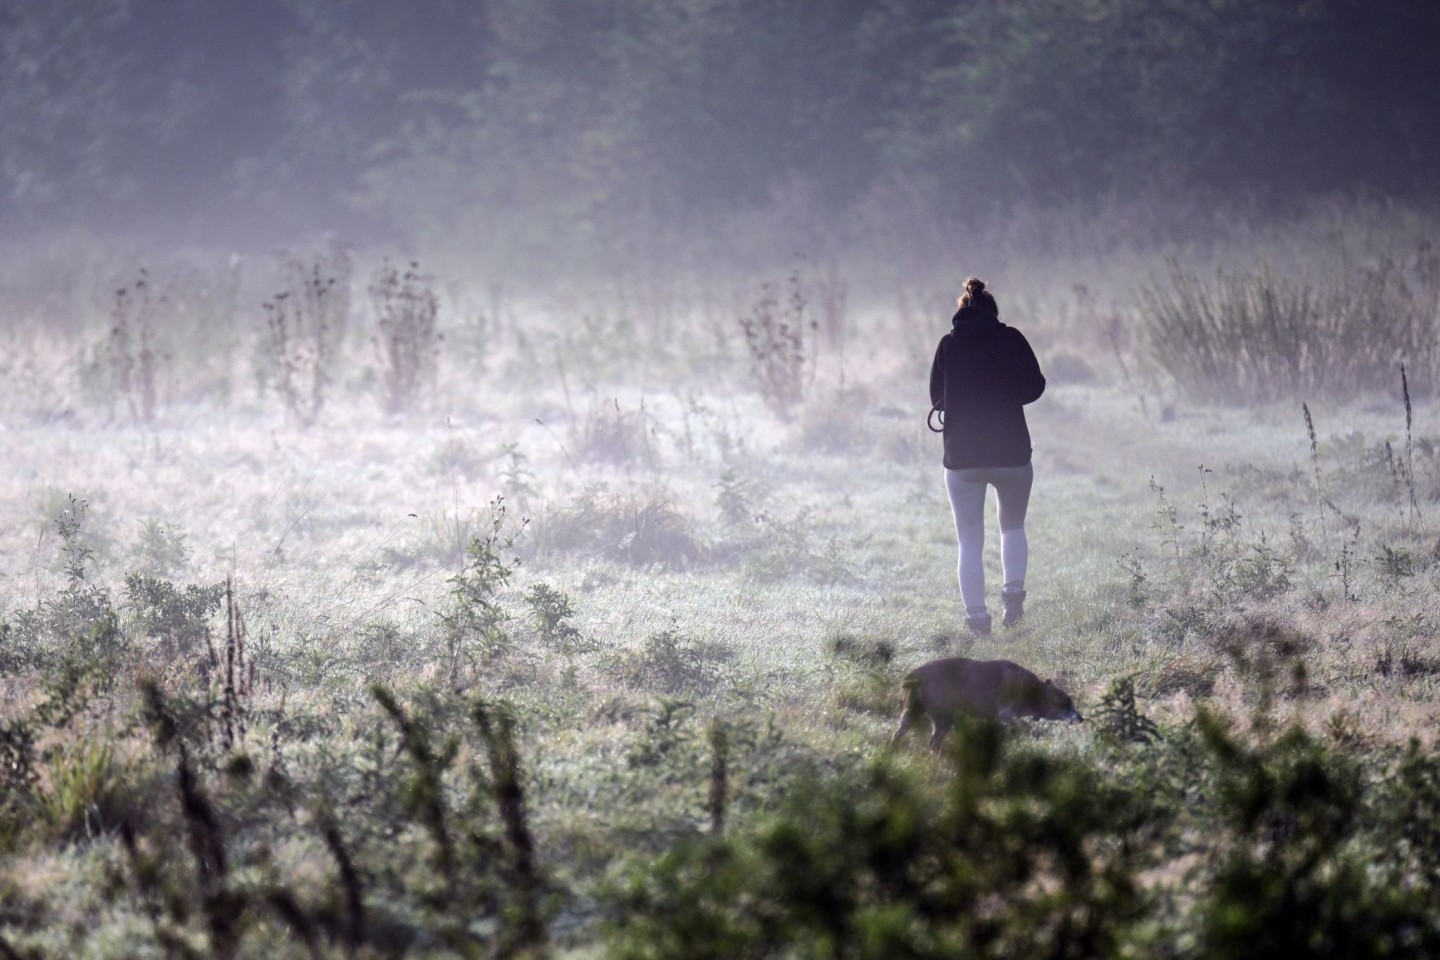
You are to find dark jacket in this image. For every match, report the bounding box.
[929,306,1046,469]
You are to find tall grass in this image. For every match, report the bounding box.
[1142,248,1440,402]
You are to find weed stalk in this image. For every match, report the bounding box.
[1401,363,1422,525]
[708,721,729,836]
[474,699,548,957]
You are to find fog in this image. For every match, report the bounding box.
[3,1,1438,555]
[4,4,1440,954]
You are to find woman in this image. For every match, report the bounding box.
[929,277,1046,635]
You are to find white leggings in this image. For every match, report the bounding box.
[945,463,1033,620]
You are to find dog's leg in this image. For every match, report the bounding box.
[891,689,924,746]
[928,718,954,750]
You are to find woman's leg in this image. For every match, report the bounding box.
[991,463,1034,623]
[945,468,990,626]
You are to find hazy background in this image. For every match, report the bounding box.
[3,6,1440,954]
[6,0,1439,277]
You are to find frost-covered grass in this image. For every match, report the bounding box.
[0,220,1438,956]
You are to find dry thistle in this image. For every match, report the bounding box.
[370,259,441,415]
[1302,402,1329,540]
[738,269,816,421]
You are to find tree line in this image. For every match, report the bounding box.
[4,0,1437,261]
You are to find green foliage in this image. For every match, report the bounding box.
[0,716,40,837]
[358,686,549,954]
[524,582,587,653]
[626,699,696,770]
[1137,472,1303,647]
[123,573,225,664]
[744,508,857,585]
[828,634,900,717]
[1095,675,1161,746]
[606,707,1440,959]
[2,496,126,677]
[607,722,1150,959]
[129,517,192,579]
[611,627,731,696]
[0,644,129,850]
[40,736,122,842]
[1116,551,1150,608]
[1371,740,1440,893]
[371,684,463,898]
[440,498,526,678]
[1193,711,1438,959]
[713,467,754,527]
[55,492,95,585]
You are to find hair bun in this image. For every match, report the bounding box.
[964,277,986,296]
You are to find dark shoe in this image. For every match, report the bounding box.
[966,613,992,636]
[1001,590,1026,628]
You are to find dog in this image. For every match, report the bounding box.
[891,657,1083,749]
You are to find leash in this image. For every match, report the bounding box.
[927,404,944,433]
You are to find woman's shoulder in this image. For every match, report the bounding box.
[1001,324,1035,345]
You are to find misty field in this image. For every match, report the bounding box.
[1,208,1439,958]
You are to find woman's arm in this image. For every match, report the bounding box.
[1009,329,1046,404]
[929,337,948,409]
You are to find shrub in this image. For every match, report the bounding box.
[0,717,40,842]
[524,581,589,653]
[1371,739,1440,895]
[1193,710,1438,959]
[610,627,732,695]
[606,722,1151,959]
[605,699,1440,959]
[3,495,121,675]
[743,507,856,585]
[128,517,192,579]
[530,487,704,571]
[1138,473,1301,646]
[438,498,526,681]
[626,698,697,768]
[713,467,756,527]
[574,397,652,466]
[1095,674,1161,745]
[123,572,224,665]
